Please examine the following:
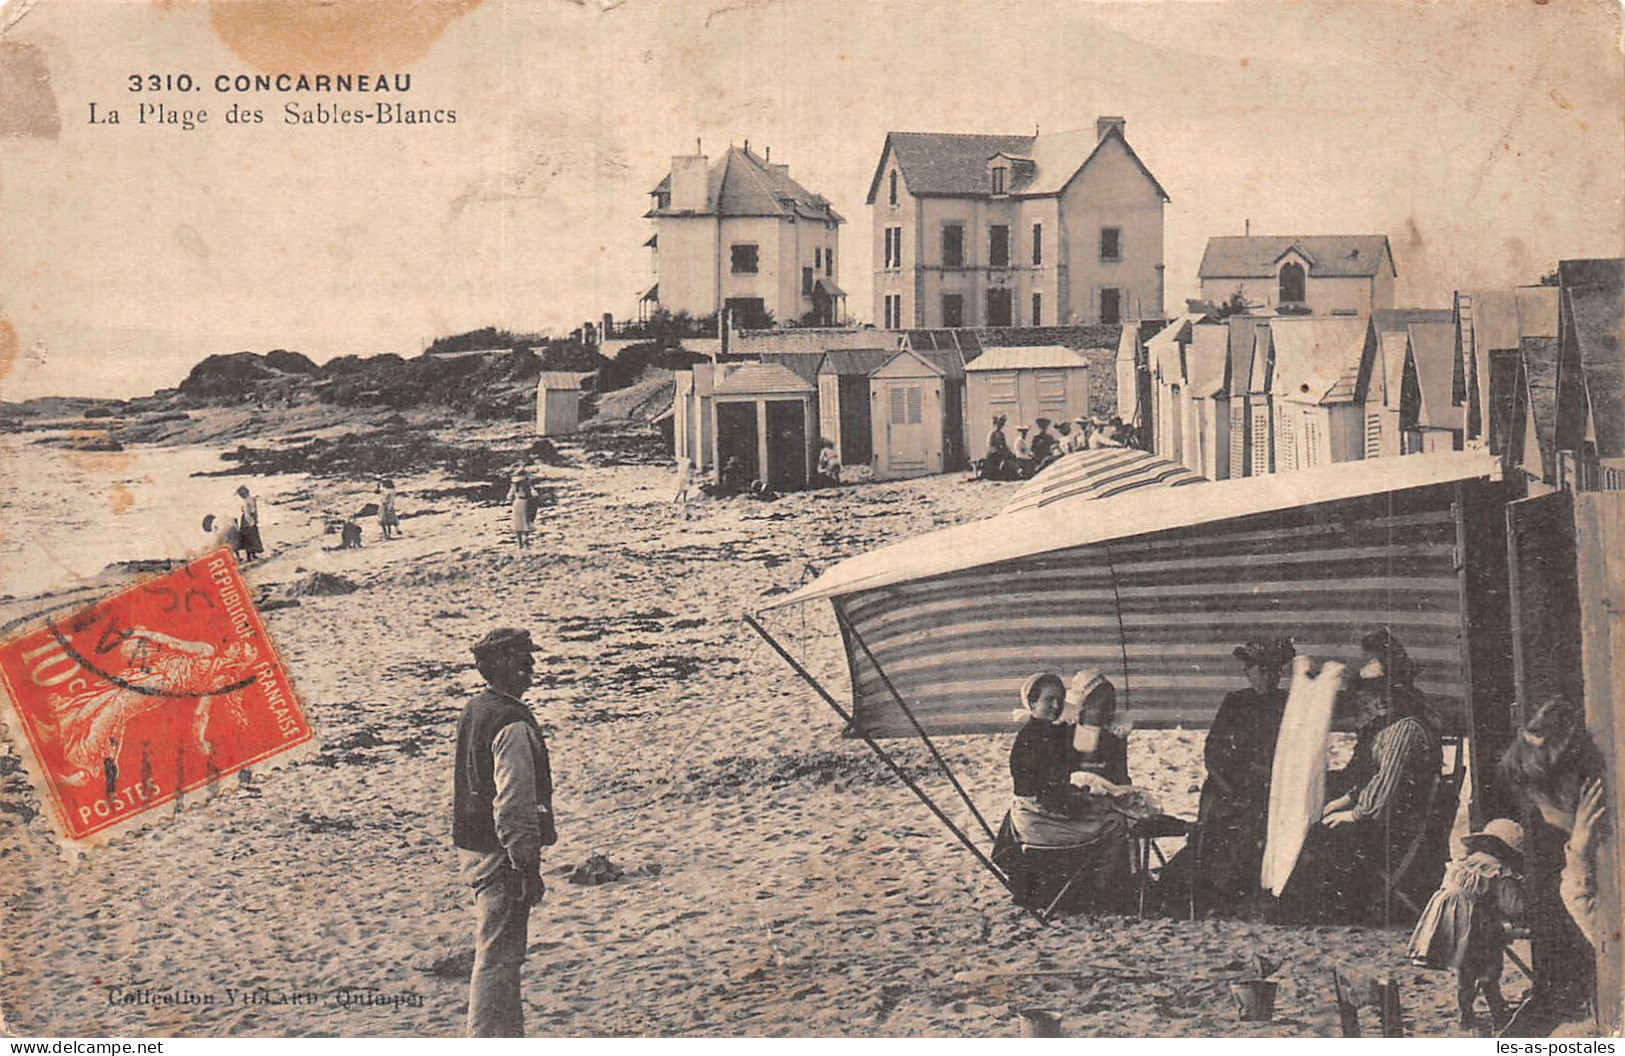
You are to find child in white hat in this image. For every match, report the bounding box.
[1407,817,1526,1034]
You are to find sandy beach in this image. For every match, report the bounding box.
[0,413,1524,1038]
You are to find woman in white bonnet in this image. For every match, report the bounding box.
[997,668,1134,912]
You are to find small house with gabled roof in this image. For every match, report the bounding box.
[867,117,1168,330]
[1198,235,1396,317]
[644,144,844,327]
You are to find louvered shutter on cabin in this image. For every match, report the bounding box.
[1251,406,1270,476]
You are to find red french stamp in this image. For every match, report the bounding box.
[0,547,312,845]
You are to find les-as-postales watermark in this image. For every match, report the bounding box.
[86,72,455,131]
[0,548,313,846]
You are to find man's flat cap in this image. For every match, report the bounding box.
[472,627,541,659]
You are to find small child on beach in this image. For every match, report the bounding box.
[673,458,693,520]
[378,479,401,540]
[1407,817,1526,1035]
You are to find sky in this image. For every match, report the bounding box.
[0,0,1621,399]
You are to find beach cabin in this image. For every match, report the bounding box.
[1243,322,1277,476]
[1267,316,1370,471]
[1403,320,1462,453]
[964,346,1090,462]
[816,349,894,473]
[673,363,722,473]
[1223,317,1266,477]
[535,372,588,436]
[1552,259,1624,491]
[1145,312,1216,464]
[710,362,817,491]
[1115,324,1141,425]
[1364,310,1452,459]
[868,349,951,480]
[1181,319,1232,479]
[1457,287,1559,454]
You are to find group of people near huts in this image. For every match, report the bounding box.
[995,630,1612,1034]
[979,412,1132,481]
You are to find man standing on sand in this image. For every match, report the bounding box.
[454,628,557,1037]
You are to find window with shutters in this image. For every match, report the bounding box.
[942,224,964,268]
[1279,262,1306,304]
[1036,371,1067,402]
[1230,406,1246,476]
[1099,226,1122,262]
[1303,416,1322,468]
[989,225,1009,268]
[1277,406,1296,472]
[889,385,923,425]
[730,244,759,274]
[1251,407,1270,475]
[1365,412,1382,459]
[989,373,1018,403]
[987,287,1012,326]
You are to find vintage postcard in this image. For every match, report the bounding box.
[1,0,1621,1040]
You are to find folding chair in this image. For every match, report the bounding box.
[1373,737,1465,925]
[1130,813,1192,917]
[991,812,1130,922]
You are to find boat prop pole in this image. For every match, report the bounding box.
[741,612,1029,911]
[841,612,998,845]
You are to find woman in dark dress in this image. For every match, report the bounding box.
[1184,638,1294,916]
[1279,630,1440,924]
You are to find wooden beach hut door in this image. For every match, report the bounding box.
[1575,492,1625,1035]
[715,402,759,483]
[1505,491,1594,1011]
[765,399,808,491]
[838,376,873,468]
[881,381,929,475]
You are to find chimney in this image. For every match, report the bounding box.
[669,152,708,212]
[1245,218,1251,236]
[1096,115,1126,142]
[764,145,770,162]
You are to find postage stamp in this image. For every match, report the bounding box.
[0,547,312,845]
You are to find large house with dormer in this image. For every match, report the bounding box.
[643,144,845,328]
[866,117,1169,330]
[1197,234,1397,316]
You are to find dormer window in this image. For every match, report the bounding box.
[991,166,1007,196]
[1278,261,1306,304]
